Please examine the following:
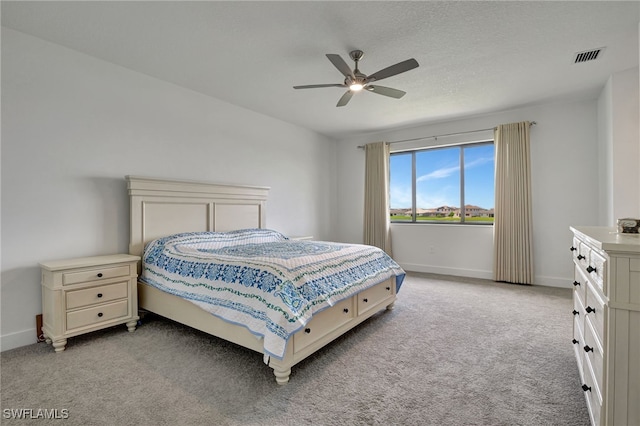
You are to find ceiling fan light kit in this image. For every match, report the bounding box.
[293,49,419,107]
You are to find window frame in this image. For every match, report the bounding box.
[389,140,495,225]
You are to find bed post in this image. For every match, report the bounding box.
[268,342,294,385]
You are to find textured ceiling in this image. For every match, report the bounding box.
[2,1,639,138]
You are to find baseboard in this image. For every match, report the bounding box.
[399,263,494,280]
[400,263,571,288]
[533,275,570,288]
[1,328,37,352]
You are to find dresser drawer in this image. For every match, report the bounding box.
[294,297,354,353]
[576,241,591,269]
[585,280,605,342]
[357,280,395,315]
[66,281,128,310]
[583,359,603,426]
[571,236,580,257]
[588,250,606,292]
[573,293,585,338]
[572,311,585,373]
[573,265,588,307]
[66,300,129,330]
[583,319,604,395]
[63,265,131,286]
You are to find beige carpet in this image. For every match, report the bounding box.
[0,272,589,425]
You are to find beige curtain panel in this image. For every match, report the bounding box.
[363,142,393,256]
[493,121,534,284]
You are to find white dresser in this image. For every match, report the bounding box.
[570,226,640,426]
[40,254,140,352]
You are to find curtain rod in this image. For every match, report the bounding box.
[357,121,537,149]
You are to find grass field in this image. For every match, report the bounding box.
[391,215,494,223]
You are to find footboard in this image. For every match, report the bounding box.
[269,277,397,384]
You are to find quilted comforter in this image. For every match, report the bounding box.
[141,229,405,359]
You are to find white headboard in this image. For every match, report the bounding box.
[127,176,269,257]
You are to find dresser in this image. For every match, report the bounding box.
[570,226,640,426]
[40,254,140,352]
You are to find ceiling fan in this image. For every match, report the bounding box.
[293,50,419,107]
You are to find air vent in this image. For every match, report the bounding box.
[574,48,605,64]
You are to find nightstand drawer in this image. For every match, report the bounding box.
[63,265,131,286]
[66,300,128,330]
[66,281,128,310]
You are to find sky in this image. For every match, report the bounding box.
[390,143,495,210]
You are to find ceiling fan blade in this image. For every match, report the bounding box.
[365,85,406,99]
[367,58,419,82]
[294,84,345,89]
[336,91,353,107]
[326,54,355,78]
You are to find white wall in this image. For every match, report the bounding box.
[597,67,640,225]
[598,75,615,225]
[335,99,601,287]
[0,28,338,350]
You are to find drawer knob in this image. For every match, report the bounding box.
[97,312,104,318]
[572,339,579,345]
[570,246,577,252]
[572,310,579,316]
[97,273,103,278]
[577,255,585,260]
[583,345,593,353]
[582,384,591,392]
[586,265,596,274]
[343,308,349,314]
[572,281,580,287]
[304,328,311,334]
[385,286,391,291]
[97,293,103,298]
[363,298,368,303]
[585,306,596,314]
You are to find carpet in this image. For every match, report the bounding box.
[0,272,589,425]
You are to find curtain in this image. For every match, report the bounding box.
[363,142,393,256]
[493,121,534,284]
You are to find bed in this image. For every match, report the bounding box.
[127,176,405,384]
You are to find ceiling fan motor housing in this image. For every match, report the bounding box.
[349,50,365,62]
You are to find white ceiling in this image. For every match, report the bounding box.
[2,1,639,139]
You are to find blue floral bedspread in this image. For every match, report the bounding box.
[141,229,405,359]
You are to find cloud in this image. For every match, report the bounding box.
[415,156,493,182]
[466,156,493,168]
[416,165,459,182]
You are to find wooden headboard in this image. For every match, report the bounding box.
[126,176,269,257]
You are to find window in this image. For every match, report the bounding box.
[389,141,495,224]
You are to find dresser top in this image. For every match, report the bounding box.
[571,226,640,253]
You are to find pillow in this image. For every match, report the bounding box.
[144,229,289,259]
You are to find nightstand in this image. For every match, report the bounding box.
[40,254,140,352]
